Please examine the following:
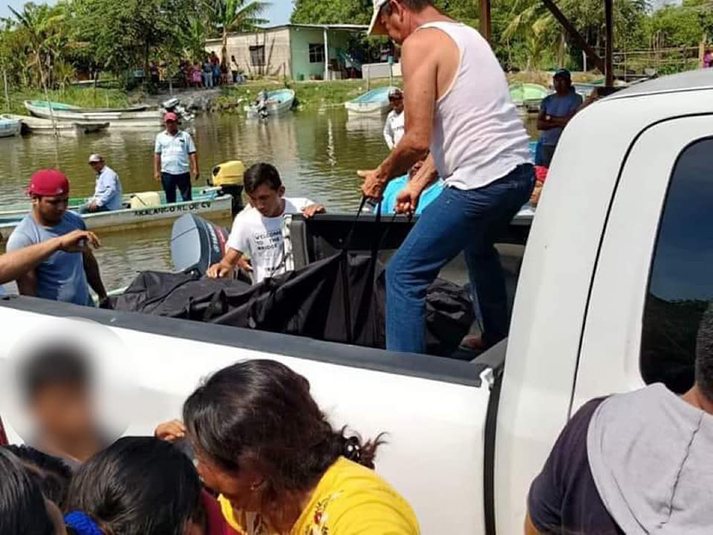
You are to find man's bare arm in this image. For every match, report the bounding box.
[360,29,451,197]
[154,154,162,182]
[0,230,100,285]
[524,512,541,535]
[82,249,108,301]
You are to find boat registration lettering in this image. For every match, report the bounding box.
[133,201,213,217]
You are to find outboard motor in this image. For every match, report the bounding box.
[171,214,230,276]
[161,97,195,124]
[210,160,245,216]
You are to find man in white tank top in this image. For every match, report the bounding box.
[359,0,534,353]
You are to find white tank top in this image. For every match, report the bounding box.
[418,22,531,190]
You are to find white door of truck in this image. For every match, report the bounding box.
[573,115,713,406]
[0,301,498,534]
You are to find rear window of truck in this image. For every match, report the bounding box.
[641,138,713,393]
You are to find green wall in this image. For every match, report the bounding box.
[289,28,354,81]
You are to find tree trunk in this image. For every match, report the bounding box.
[222,28,228,70]
[144,40,150,87]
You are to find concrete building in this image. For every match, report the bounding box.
[205,24,368,81]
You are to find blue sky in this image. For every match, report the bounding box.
[0,0,294,24]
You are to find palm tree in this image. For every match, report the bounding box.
[211,0,270,67]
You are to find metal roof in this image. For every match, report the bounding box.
[206,23,369,42]
[611,69,713,99]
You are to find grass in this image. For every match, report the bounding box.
[1,87,133,116]
[215,78,401,114]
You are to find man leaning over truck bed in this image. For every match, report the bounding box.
[527,305,713,534]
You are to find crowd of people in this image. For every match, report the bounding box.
[0,341,420,534]
[149,51,246,91]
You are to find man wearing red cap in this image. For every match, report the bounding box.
[154,112,199,203]
[5,170,108,307]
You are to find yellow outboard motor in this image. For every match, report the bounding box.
[211,160,245,216]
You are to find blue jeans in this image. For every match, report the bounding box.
[386,164,535,353]
[161,172,192,204]
[203,72,213,88]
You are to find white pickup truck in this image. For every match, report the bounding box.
[1,69,712,534]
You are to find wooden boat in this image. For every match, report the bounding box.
[509,83,549,112]
[2,114,109,136]
[24,100,165,129]
[244,89,295,117]
[0,187,232,240]
[0,117,21,138]
[345,86,398,115]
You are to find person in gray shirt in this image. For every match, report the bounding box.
[6,169,107,307]
[80,154,123,213]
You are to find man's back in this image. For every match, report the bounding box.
[6,212,90,305]
[529,384,713,534]
[418,22,530,190]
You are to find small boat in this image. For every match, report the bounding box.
[0,187,232,240]
[2,114,109,136]
[345,86,398,115]
[0,117,21,138]
[24,100,165,129]
[22,100,149,113]
[509,83,549,112]
[244,89,295,117]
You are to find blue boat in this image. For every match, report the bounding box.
[0,116,21,138]
[244,89,295,117]
[345,86,399,115]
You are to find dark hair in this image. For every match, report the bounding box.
[0,448,55,535]
[66,437,203,535]
[18,339,91,403]
[184,360,384,506]
[2,445,72,510]
[696,304,713,402]
[243,163,282,194]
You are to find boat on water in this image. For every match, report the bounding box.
[509,83,549,112]
[345,86,398,115]
[0,117,21,138]
[244,89,296,117]
[2,114,109,136]
[0,187,232,240]
[24,100,166,129]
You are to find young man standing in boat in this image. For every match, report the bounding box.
[6,170,108,307]
[80,154,123,213]
[358,0,533,353]
[154,112,199,203]
[206,163,325,284]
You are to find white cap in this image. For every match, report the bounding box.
[368,0,390,36]
[88,154,104,163]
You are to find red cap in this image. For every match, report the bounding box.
[27,169,70,197]
[164,112,178,122]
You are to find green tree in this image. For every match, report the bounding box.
[210,0,270,67]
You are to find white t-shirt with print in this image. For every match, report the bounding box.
[226,197,314,284]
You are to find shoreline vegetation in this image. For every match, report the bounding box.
[1,71,605,118]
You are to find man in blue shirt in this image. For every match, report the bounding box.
[537,69,583,168]
[6,170,108,307]
[153,112,199,203]
[80,154,123,213]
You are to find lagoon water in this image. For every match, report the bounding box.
[0,110,538,290]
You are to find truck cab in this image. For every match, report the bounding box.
[0,70,712,534]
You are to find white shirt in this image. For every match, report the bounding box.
[226,197,314,284]
[419,22,531,190]
[154,130,196,175]
[383,109,405,150]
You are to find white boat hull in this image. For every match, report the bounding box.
[0,120,21,138]
[0,195,232,240]
[24,102,166,129]
[344,101,390,115]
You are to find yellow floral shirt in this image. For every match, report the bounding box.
[218,457,420,535]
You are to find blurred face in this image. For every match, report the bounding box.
[194,447,264,512]
[554,76,571,95]
[166,120,178,134]
[34,195,69,225]
[247,183,285,218]
[31,383,96,443]
[389,96,404,113]
[89,161,104,173]
[379,1,411,45]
